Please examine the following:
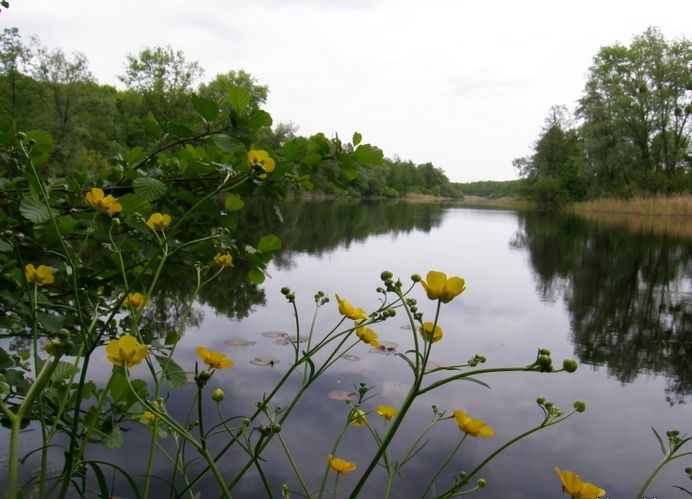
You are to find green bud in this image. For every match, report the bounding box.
[573,400,586,412]
[197,371,211,382]
[44,339,61,355]
[411,274,421,282]
[376,287,384,293]
[212,388,225,402]
[536,396,546,405]
[538,348,551,356]
[477,479,487,488]
[28,138,36,146]
[562,358,578,373]
[537,355,552,371]
[410,306,418,313]
[271,423,282,433]
[15,131,26,141]
[56,328,70,340]
[380,270,393,281]
[280,287,291,295]
[384,279,394,287]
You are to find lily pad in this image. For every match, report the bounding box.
[288,335,308,343]
[224,338,256,347]
[250,356,280,367]
[369,347,397,356]
[261,331,288,338]
[379,341,399,350]
[274,337,292,345]
[340,354,360,362]
[328,390,357,401]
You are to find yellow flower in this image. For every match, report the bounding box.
[329,455,356,475]
[335,294,368,320]
[106,334,148,368]
[419,271,466,303]
[146,212,172,231]
[196,346,234,369]
[123,292,148,309]
[554,467,606,499]
[453,410,495,437]
[349,409,367,427]
[85,187,122,214]
[248,149,275,179]
[140,411,156,423]
[376,405,398,421]
[214,253,233,267]
[419,322,443,343]
[355,326,380,347]
[24,264,54,286]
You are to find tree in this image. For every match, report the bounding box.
[198,69,268,112]
[0,27,30,117]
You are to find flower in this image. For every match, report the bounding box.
[419,322,443,343]
[335,294,368,320]
[329,455,356,475]
[376,405,398,421]
[106,334,148,368]
[146,212,172,231]
[85,187,122,214]
[24,264,54,286]
[419,271,466,303]
[349,409,367,427]
[248,149,275,179]
[554,467,606,499]
[212,388,225,402]
[140,411,156,423]
[214,253,233,267]
[453,410,495,437]
[355,326,380,347]
[123,292,148,309]
[196,346,234,369]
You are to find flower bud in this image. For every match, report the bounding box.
[384,279,394,287]
[562,358,578,373]
[44,339,61,355]
[57,328,70,339]
[537,355,552,371]
[212,388,225,402]
[536,396,546,405]
[380,270,393,281]
[271,423,282,433]
[477,479,487,488]
[573,400,586,412]
[280,287,291,295]
[411,274,421,282]
[538,348,551,356]
[16,131,27,141]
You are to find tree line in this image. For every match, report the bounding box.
[0,28,461,198]
[514,27,691,208]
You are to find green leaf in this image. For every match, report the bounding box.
[191,94,220,122]
[0,238,12,252]
[248,267,265,284]
[212,134,244,152]
[352,132,362,146]
[126,146,146,165]
[224,194,245,212]
[167,123,195,138]
[248,110,273,128]
[143,112,162,138]
[50,360,79,382]
[26,130,53,165]
[19,197,58,224]
[155,355,187,388]
[102,423,123,449]
[132,177,167,202]
[257,234,281,253]
[354,144,384,166]
[37,312,63,333]
[283,140,306,162]
[227,85,250,114]
[117,193,151,217]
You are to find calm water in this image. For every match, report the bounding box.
[7,201,692,498]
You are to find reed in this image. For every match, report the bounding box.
[571,194,692,217]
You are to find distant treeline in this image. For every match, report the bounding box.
[0,28,461,199]
[515,27,692,208]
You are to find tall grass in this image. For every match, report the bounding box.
[571,194,692,217]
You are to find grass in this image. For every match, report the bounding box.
[570,194,692,217]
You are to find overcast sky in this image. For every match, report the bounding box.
[4,0,691,182]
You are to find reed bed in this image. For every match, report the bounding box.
[571,194,692,217]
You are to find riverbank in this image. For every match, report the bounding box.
[570,194,692,217]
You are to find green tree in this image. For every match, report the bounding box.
[198,69,268,112]
[0,27,30,118]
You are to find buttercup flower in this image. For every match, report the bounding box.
[248,149,275,179]
[453,410,495,437]
[24,264,54,286]
[85,187,122,214]
[376,405,398,421]
[140,411,156,423]
[335,294,368,320]
[123,292,148,309]
[329,455,356,475]
[419,322,443,343]
[146,212,172,231]
[106,334,148,368]
[554,467,606,499]
[349,409,367,427]
[196,346,234,369]
[419,271,466,303]
[214,253,233,267]
[355,326,380,347]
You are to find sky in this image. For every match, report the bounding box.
[4,0,692,182]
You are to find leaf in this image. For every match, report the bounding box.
[19,197,58,224]
[126,146,146,165]
[191,94,220,122]
[0,238,12,252]
[227,85,250,114]
[102,423,123,449]
[143,112,162,138]
[352,132,362,146]
[248,110,273,128]
[257,234,281,253]
[212,134,244,152]
[117,193,151,217]
[354,144,384,166]
[167,123,194,138]
[224,193,245,212]
[155,355,187,388]
[132,177,167,202]
[26,130,53,165]
[51,360,79,382]
[248,267,265,284]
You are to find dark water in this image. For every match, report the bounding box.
[7,201,692,498]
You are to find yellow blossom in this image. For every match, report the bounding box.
[554,467,606,499]
[419,271,466,303]
[355,326,380,347]
[335,294,368,320]
[24,264,54,286]
[349,409,367,427]
[196,346,234,369]
[248,149,275,179]
[146,212,172,231]
[453,410,495,437]
[376,405,398,421]
[85,187,122,214]
[140,411,156,423]
[123,292,148,309]
[329,455,356,475]
[106,334,148,368]
[214,253,233,267]
[419,322,443,343]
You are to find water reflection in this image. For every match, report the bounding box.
[512,212,692,403]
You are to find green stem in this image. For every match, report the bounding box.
[277,432,311,498]
[421,434,466,498]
